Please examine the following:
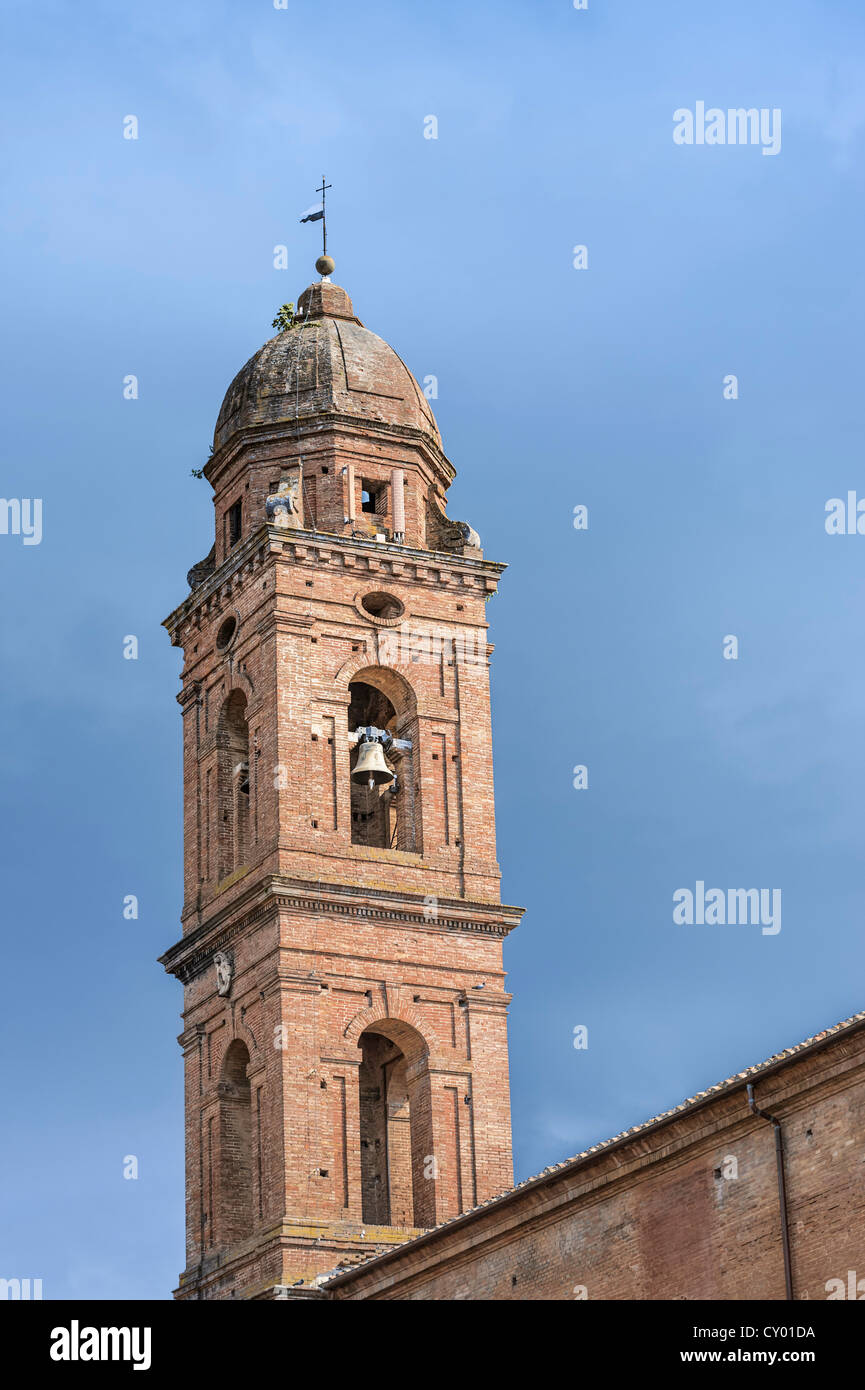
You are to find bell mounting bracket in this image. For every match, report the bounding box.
[349,725,412,751]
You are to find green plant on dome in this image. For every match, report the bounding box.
[272,302,301,333]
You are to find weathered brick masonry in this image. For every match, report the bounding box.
[161,272,522,1298]
[323,1012,865,1301]
[162,268,863,1303]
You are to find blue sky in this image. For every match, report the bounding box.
[2,0,864,1298]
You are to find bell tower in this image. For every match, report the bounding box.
[160,261,523,1300]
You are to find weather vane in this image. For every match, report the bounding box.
[300,176,334,278]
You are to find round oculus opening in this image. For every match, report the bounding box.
[216,616,237,650]
[361,591,404,620]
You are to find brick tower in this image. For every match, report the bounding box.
[160,265,523,1299]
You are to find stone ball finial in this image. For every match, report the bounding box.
[316,254,335,278]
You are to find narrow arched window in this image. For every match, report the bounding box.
[217,691,250,879]
[216,1040,253,1248]
[357,1022,434,1229]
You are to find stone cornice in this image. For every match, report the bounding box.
[159,874,524,983]
[163,525,506,648]
[205,409,456,491]
[163,526,268,643]
[177,680,202,711]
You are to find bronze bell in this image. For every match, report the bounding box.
[351,738,394,789]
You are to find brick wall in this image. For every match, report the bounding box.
[324,1016,865,1301]
[163,496,520,1300]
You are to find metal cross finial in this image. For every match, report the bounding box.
[316,176,332,256]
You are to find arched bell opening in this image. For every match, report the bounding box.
[357,1020,434,1229]
[348,676,417,851]
[349,681,397,848]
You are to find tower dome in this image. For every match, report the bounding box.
[213,280,442,460]
[198,271,476,568]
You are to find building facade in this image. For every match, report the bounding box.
[322,1011,865,1301]
[160,270,522,1299]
